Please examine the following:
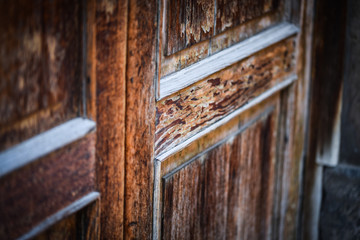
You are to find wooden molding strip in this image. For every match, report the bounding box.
[0,118,96,177]
[158,22,299,100]
[156,74,297,161]
[18,192,100,240]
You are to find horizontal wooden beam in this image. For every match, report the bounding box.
[159,22,299,100]
[0,118,96,177]
[157,74,297,161]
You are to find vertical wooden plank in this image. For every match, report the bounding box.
[276,0,315,239]
[125,0,157,239]
[95,0,128,238]
[301,0,347,239]
[86,0,97,120]
[311,0,346,167]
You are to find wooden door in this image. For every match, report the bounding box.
[0,0,313,239]
[151,0,312,239]
[0,1,100,239]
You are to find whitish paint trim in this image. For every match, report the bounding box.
[157,74,297,161]
[0,118,96,177]
[18,192,100,240]
[152,160,162,240]
[158,22,299,100]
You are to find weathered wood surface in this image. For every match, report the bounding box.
[273,0,314,238]
[165,0,214,55]
[0,118,95,177]
[215,0,278,34]
[124,0,157,239]
[158,95,278,173]
[161,113,276,240]
[164,0,278,56]
[0,133,96,239]
[160,0,284,77]
[95,0,128,239]
[159,23,298,99]
[153,96,279,239]
[156,37,295,155]
[0,0,84,151]
[28,193,100,240]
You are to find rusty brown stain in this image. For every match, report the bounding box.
[155,38,295,155]
[207,78,221,86]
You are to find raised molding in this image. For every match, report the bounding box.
[0,118,96,177]
[157,74,297,161]
[18,192,100,240]
[159,22,299,100]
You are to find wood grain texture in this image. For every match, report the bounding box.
[165,0,214,55]
[0,118,95,177]
[215,0,278,34]
[86,0,97,121]
[153,98,280,239]
[160,0,284,77]
[278,0,314,239]
[125,0,157,239]
[0,133,96,239]
[0,0,84,151]
[160,22,298,99]
[161,113,276,240]
[95,0,128,239]
[27,193,100,240]
[156,37,295,155]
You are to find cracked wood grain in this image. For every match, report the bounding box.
[155,37,296,155]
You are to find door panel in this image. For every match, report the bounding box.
[0,1,99,239]
[160,0,286,77]
[162,111,277,240]
[0,0,84,151]
[0,0,313,239]
[153,0,310,239]
[156,37,296,155]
